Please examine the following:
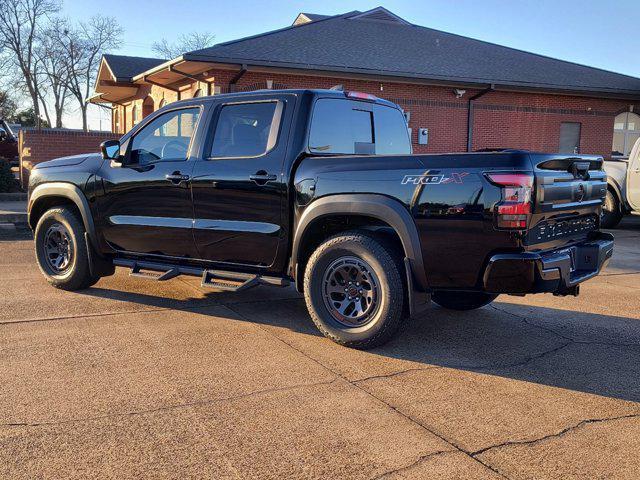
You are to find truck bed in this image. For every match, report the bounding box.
[294,150,607,290]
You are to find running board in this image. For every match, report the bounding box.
[129,262,179,281]
[113,258,289,291]
[201,270,258,292]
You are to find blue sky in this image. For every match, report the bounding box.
[62,0,640,129]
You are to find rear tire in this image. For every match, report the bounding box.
[601,189,623,229]
[303,231,406,349]
[432,291,498,311]
[34,207,100,291]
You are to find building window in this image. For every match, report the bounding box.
[132,104,140,125]
[142,96,154,118]
[613,112,640,157]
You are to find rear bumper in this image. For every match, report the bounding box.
[483,232,614,295]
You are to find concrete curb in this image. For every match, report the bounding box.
[0,198,27,228]
[0,222,31,239]
[0,213,27,224]
[0,192,27,201]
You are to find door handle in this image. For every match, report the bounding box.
[165,172,191,184]
[250,172,277,185]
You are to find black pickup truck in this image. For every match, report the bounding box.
[27,89,613,348]
[0,119,18,164]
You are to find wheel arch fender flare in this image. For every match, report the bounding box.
[28,182,98,249]
[290,194,428,291]
[606,177,626,211]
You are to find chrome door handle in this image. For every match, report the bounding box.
[165,173,190,184]
[250,173,277,185]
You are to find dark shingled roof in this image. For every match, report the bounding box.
[103,54,167,81]
[185,10,640,97]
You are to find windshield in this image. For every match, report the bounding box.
[1,120,14,137]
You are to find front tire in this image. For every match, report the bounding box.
[432,291,498,311]
[304,231,406,349]
[34,207,100,291]
[601,189,623,229]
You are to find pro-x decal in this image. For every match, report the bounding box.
[401,172,469,185]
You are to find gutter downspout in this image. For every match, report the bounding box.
[467,85,494,152]
[229,64,248,93]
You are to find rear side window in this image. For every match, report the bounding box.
[309,99,411,155]
[210,102,279,158]
[309,99,373,154]
[374,105,412,155]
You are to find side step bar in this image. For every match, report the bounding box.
[201,270,258,292]
[113,258,289,292]
[130,262,179,281]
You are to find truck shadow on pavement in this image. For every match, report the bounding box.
[81,284,640,404]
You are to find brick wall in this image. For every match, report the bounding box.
[19,129,114,187]
[112,68,639,158]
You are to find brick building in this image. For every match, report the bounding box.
[90,7,640,158]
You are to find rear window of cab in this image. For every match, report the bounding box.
[309,98,411,155]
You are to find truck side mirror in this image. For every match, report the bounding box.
[100,140,121,161]
[0,128,7,141]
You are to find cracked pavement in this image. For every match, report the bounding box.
[1,217,640,479]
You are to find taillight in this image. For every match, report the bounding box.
[345,91,377,101]
[485,173,534,230]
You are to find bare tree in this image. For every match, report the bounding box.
[0,0,61,128]
[152,32,215,59]
[57,15,122,131]
[36,17,71,128]
[0,90,18,119]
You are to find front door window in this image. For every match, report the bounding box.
[129,108,200,165]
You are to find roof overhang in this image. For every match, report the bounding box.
[91,54,640,105]
[91,57,140,104]
[132,56,219,86]
[90,56,221,104]
[181,54,640,101]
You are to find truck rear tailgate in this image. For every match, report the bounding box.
[526,154,607,250]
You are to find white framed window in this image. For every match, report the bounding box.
[613,112,640,158]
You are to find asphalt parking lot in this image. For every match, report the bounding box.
[1,218,639,479]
